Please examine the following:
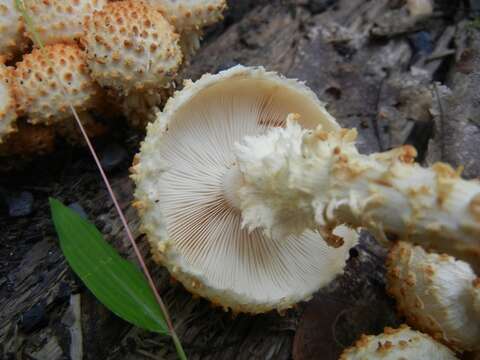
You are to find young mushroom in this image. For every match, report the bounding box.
[339,324,458,360]
[132,65,358,313]
[23,0,107,45]
[386,241,480,352]
[82,0,182,126]
[233,118,480,259]
[13,43,101,125]
[0,63,17,142]
[145,0,227,55]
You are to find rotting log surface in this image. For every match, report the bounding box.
[1,1,478,359]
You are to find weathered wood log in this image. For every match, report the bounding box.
[1,1,476,359]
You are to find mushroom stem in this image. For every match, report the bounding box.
[234,115,480,255]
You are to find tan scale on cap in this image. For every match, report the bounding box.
[14,43,101,125]
[82,0,182,94]
[0,0,29,60]
[339,325,458,360]
[24,0,107,45]
[386,242,480,352]
[132,65,357,313]
[0,63,17,142]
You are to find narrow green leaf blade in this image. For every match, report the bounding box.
[49,197,167,334]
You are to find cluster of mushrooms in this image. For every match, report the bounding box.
[0,0,226,156]
[131,65,480,359]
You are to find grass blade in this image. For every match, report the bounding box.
[50,197,168,334]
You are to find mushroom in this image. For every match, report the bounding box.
[82,0,183,126]
[14,43,101,125]
[82,0,182,93]
[386,241,480,352]
[339,324,458,360]
[0,63,17,142]
[23,0,107,45]
[132,65,358,313]
[145,0,227,55]
[233,117,480,258]
[0,0,29,60]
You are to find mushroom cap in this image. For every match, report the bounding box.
[0,0,29,60]
[147,0,226,33]
[82,0,182,94]
[0,63,17,142]
[132,65,356,313]
[14,43,101,125]
[24,0,107,45]
[386,241,480,351]
[339,324,458,360]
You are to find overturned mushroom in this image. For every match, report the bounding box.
[132,65,357,313]
[386,242,480,352]
[23,0,107,45]
[233,118,480,258]
[0,63,17,142]
[14,43,101,125]
[339,324,458,360]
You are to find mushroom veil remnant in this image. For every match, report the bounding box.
[132,65,358,313]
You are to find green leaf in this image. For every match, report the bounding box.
[49,197,168,334]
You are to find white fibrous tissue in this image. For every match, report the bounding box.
[235,117,480,254]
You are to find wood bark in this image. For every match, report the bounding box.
[1,0,478,359]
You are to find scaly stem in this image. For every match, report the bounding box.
[235,115,480,259]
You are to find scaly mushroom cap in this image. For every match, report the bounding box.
[339,325,458,360]
[0,0,29,60]
[0,63,17,142]
[148,0,226,33]
[132,65,357,313]
[144,0,226,55]
[82,0,182,94]
[24,0,107,45]
[386,242,480,351]
[14,43,101,125]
